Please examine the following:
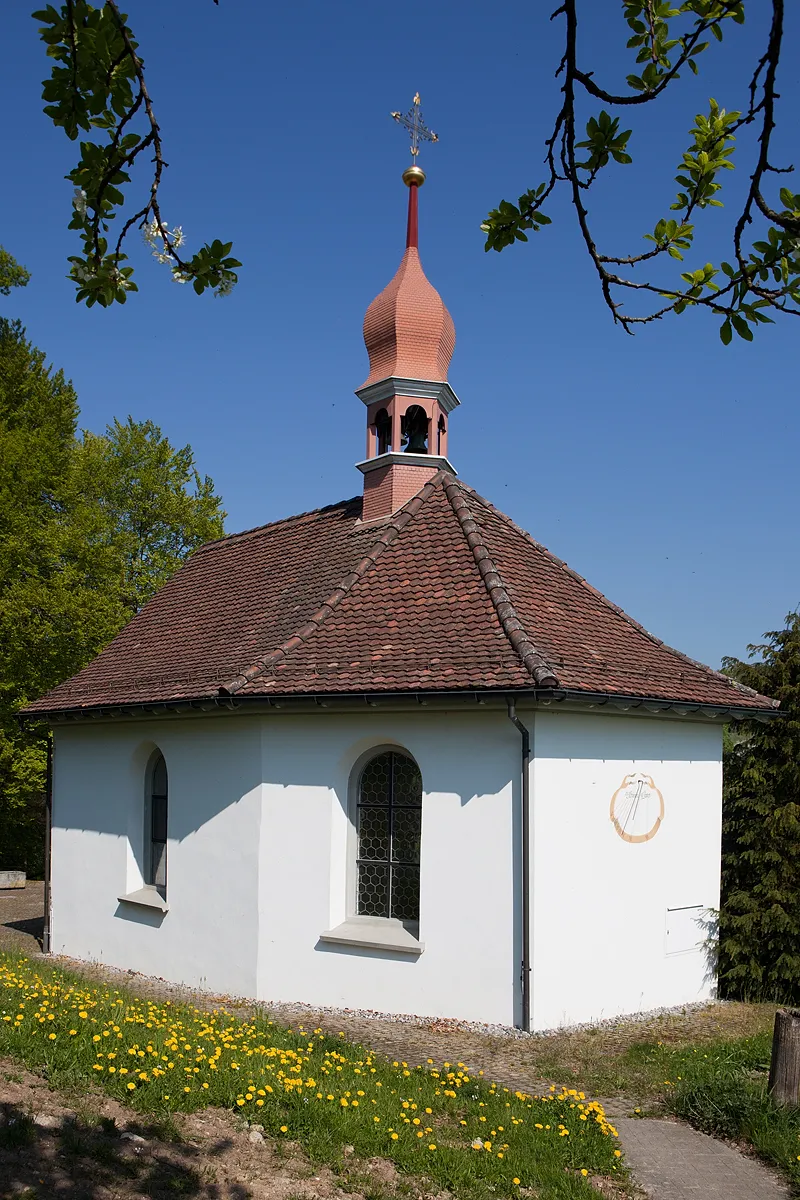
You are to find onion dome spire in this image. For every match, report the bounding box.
[360,167,456,386]
[361,95,455,387]
[355,96,460,523]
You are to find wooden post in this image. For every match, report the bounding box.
[768,1009,800,1105]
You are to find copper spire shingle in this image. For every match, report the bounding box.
[361,190,455,387]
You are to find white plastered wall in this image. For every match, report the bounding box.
[50,718,263,997]
[256,710,520,1026]
[49,705,723,1030]
[530,710,722,1030]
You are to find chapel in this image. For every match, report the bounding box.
[25,139,776,1031]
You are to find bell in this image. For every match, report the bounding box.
[406,429,428,453]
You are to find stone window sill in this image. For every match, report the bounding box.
[118,887,169,913]
[319,917,423,956]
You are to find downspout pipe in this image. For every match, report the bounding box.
[42,733,53,955]
[507,700,531,1032]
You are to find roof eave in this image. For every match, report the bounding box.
[20,685,779,726]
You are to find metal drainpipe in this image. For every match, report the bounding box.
[507,701,531,1032]
[42,733,53,955]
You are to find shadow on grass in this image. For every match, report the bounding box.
[0,1102,251,1199]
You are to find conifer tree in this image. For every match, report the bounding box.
[720,613,800,999]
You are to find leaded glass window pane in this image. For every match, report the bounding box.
[358,862,390,917]
[147,753,168,898]
[356,751,421,922]
[391,864,420,922]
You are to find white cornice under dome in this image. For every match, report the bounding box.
[355,451,457,477]
[355,377,461,415]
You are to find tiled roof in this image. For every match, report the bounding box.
[24,471,776,715]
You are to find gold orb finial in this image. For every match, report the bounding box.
[402,165,426,187]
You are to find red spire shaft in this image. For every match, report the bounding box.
[406,182,419,249]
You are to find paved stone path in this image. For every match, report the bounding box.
[0,885,790,1199]
[613,1115,789,1199]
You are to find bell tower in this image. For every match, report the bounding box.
[356,96,459,522]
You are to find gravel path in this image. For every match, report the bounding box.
[0,885,789,1199]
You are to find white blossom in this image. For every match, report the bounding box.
[142,218,188,266]
[171,268,192,284]
[71,261,95,283]
[142,217,167,245]
[72,187,88,217]
[214,270,237,298]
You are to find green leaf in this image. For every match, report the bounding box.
[720,319,732,345]
[731,314,753,341]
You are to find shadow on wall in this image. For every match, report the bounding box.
[55,721,264,847]
[534,710,722,763]
[320,720,525,1024]
[697,906,720,994]
[113,903,166,929]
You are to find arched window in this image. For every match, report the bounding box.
[146,752,168,898]
[356,750,421,922]
[374,407,391,455]
[437,414,446,454]
[401,405,429,454]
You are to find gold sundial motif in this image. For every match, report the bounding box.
[609,772,664,844]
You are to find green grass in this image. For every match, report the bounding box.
[0,952,625,1199]
[625,1035,800,1191]
[515,1003,777,1100]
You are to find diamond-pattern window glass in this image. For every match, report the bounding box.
[357,751,422,922]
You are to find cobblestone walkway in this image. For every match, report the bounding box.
[0,887,790,1199]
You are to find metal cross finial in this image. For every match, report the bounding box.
[390,93,438,161]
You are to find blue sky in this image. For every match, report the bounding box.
[1,1,797,670]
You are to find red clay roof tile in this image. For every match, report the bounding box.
[23,473,775,715]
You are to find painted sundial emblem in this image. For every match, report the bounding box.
[609,772,664,843]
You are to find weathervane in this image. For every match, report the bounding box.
[391,93,438,165]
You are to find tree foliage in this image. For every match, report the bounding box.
[0,248,31,296]
[719,611,800,999]
[481,2,797,341]
[0,319,225,873]
[73,417,225,616]
[31,2,240,307]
